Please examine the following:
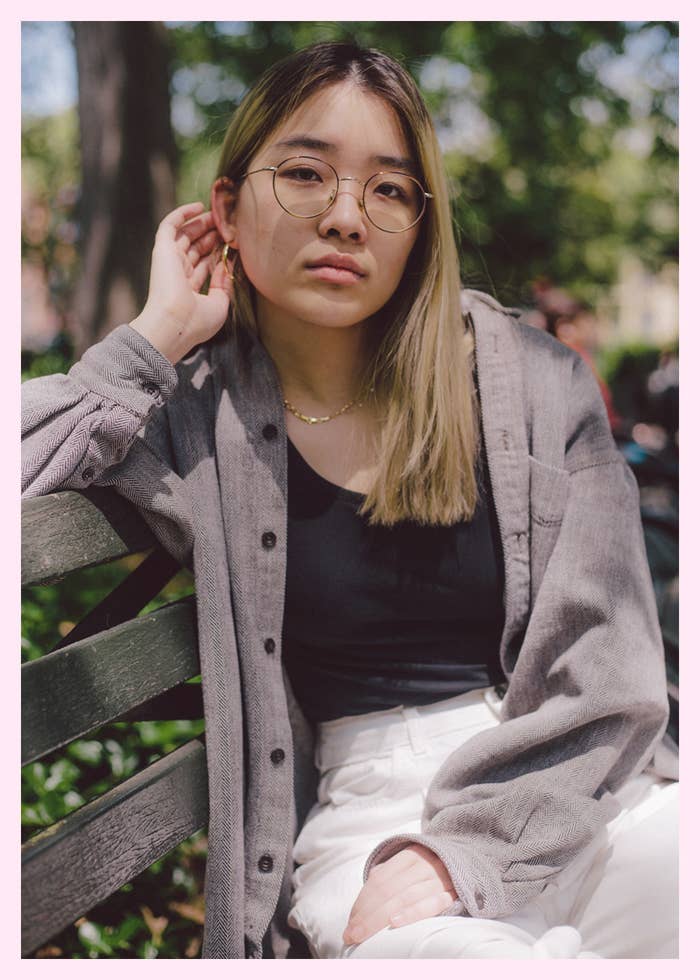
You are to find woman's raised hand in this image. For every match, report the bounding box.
[130,201,236,365]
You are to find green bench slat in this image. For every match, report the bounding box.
[22,597,199,765]
[21,739,208,957]
[22,489,157,586]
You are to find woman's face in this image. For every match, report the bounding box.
[212,80,422,332]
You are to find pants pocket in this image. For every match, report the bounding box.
[317,753,395,807]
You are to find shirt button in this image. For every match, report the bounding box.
[258,854,274,873]
[261,531,276,549]
[262,423,278,441]
[264,637,276,654]
[141,380,159,397]
[270,748,285,765]
[81,467,95,482]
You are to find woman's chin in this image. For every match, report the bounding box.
[254,288,383,333]
[287,303,375,332]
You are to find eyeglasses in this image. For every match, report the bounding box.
[236,155,433,233]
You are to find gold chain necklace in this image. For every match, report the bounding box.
[283,387,374,425]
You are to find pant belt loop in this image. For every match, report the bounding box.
[483,686,504,720]
[402,705,429,756]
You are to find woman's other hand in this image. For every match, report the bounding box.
[130,201,235,365]
[342,844,458,947]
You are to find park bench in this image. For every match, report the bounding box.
[21,487,208,957]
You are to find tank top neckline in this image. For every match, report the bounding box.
[287,435,367,502]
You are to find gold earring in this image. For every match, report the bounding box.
[221,243,236,281]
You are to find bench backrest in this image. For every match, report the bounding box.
[21,488,207,957]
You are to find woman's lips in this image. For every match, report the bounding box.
[306,265,364,284]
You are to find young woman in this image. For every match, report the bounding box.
[22,41,678,959]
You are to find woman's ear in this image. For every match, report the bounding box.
[211,176,239,248]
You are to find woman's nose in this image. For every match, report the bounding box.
[317,187,368,241]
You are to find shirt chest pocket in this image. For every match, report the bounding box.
[528,455,570,605]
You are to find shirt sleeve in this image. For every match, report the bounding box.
[22,323,194,566]
[362,352,669,920]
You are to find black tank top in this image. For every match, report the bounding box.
[282,430,506,723]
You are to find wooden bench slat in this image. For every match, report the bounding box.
[22,489,156,586]
[22,597,199,765]
[21,739,208,957]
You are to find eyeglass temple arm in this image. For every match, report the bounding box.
[236,166,277,181]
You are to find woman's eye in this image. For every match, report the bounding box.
[374,181,408,200]
[283,167,322,182]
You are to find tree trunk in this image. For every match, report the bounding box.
[71,22,177,355]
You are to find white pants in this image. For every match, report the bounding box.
[287,686,678,959]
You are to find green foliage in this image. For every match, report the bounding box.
[165,21,677,306]
[22,21,678,343]
[21,336,74,382]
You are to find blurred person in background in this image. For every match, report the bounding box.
[530,278,622,435]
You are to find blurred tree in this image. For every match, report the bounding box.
[438,22,677,304]
[71,22,178,354]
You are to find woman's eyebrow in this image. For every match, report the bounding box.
[270,135,416,172]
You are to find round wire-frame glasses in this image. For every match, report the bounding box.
[235,155,433,233]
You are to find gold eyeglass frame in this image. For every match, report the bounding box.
[235,155,433,233]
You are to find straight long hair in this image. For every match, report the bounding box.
[216,41,480,527]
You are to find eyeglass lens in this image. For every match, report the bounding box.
[273,157,425,232]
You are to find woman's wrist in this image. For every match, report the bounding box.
[129,308,195,366]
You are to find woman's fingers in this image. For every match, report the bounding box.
[389,889,456,929]
[345,884,455,945]
[188,234,228,290]
[185,228,220,267]
[157,201,206,242]
[353,865,448,923]
[190,252,215,294]
[175,211,217,251]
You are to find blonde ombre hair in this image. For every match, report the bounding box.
[215,41,479,527]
